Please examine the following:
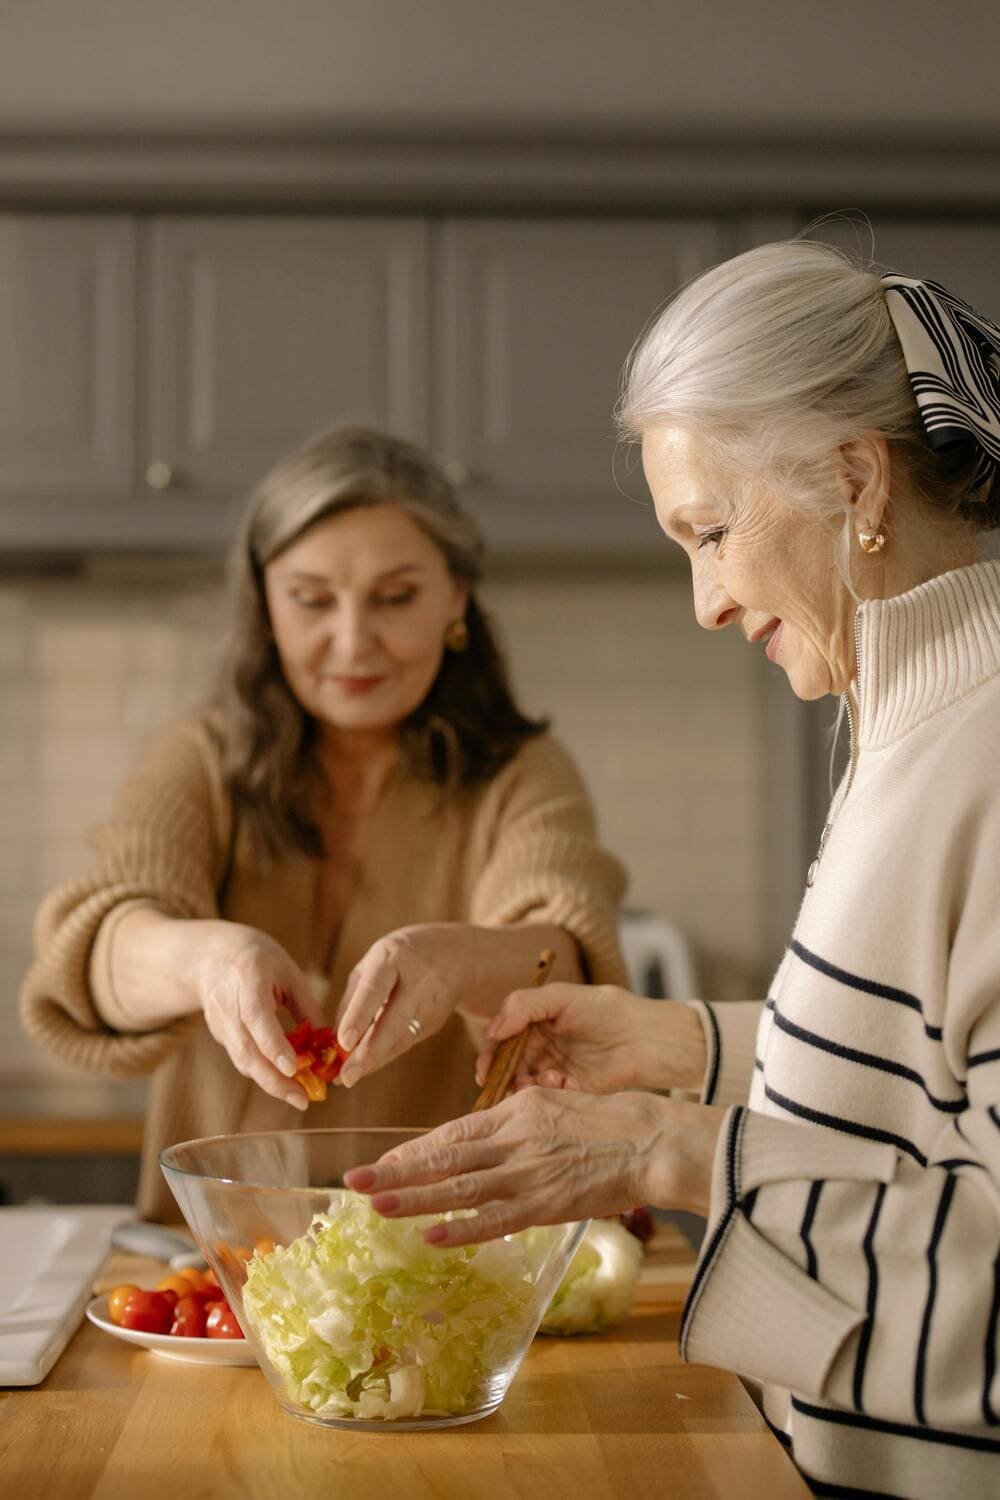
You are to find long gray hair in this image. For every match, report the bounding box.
[214,425,544,859]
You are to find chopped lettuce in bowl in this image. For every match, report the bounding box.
[241,1191,538,1421]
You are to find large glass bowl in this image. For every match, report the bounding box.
[160,1128,588,1430]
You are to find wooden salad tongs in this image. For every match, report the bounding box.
[472,948,556,1111]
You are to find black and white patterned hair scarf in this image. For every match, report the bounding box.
[882,273,1000,485]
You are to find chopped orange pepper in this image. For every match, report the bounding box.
[295,1067,327,1102]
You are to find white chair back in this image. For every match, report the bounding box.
[618,911,699,1001]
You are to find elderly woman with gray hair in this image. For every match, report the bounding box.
[347,242,1000,1499]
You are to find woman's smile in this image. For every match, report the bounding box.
[323,673,388,696]
[763,620,784,661]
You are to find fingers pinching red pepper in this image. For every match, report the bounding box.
[284,1018,350,1103]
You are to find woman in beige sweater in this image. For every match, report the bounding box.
[348,245,1000,1498]
[20,426,625,1221]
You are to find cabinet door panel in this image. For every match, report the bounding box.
[809,217,1000,319]
[435,219,727,544]
[146,218,429,494]
[0,215,135,495]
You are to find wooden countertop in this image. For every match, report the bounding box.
[0,1116,143,1155]
[0,1228,809,1500]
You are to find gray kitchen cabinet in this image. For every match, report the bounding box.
[0,215,136,500]
[865,220,1000,319]
[3,211,729,553]
[433,218,728,548]
[143,217,431,498]
[805,216,1000,319]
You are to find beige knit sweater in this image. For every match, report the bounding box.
[686,561,1000,1500]
[20,719,626,1221]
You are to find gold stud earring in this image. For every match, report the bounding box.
[858,527,886,554]
[445,618,470,652]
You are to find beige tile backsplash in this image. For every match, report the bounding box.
[1,554,768,1098]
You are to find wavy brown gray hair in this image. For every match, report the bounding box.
[214,425,545,860]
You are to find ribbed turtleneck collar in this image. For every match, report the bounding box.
[855,559,1000,750]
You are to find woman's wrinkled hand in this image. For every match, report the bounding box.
[344,1087,724,1244]
[475,983,708,1096]
[192,921,326,1110]
[334,924,471,1087]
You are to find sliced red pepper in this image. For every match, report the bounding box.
[310,1050,346,1086]
[285,1020,313,1053]
[308,1026,336,1052]
[285,1019,351,1103]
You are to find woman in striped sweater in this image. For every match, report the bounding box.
[346,242,1000,1499]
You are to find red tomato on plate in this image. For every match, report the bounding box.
[118,1289,174,1335]
[205,1301,244,1340]
[107,1284,140,1325]
[170,1294,208,1338]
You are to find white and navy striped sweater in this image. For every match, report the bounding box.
[684,560,1000,1500]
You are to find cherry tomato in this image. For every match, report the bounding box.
[157,1272,196,1301]
[174,1266,211,1291]
[170,1294,207,1338]
[107,1284,140,1326]
[118,1289,174,1335]
[205,1301,244,1340]
[179,1283,218,1306]
[159,1288,179,1310]
[618,1206,655,1244]
[252,1237,276,1258]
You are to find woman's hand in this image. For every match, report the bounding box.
[344,1088,726,1245]
[105,908,327,1107]
[334,922,580,1088]
[190,922,326,1109]
[475,983,708,1096]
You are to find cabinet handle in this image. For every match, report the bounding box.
[145,460,175,491]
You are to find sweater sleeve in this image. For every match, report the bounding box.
[688,999,763,1108]
[468,735,628,986]
[680,811,1000,1433]
[19,716,231,1077]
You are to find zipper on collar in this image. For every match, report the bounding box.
[805,609,863,888]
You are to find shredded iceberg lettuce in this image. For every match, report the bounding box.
[241,1191,533,1420]
[536,1219,643,1335]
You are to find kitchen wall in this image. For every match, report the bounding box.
[1,0,997,135]
[2,547,769,1102]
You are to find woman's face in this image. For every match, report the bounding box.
[642,428,856,699]
[264,503,467,739]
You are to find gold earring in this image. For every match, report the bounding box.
[858,527,886,554]
[445,618,469,652]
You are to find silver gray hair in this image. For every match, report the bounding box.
[619,239,997,559]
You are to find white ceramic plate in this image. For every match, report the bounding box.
[0,1205,132,1386]
[86,1295,258,1367]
